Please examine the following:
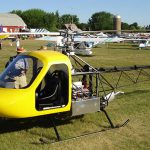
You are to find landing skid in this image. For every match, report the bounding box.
[39,110,129,144]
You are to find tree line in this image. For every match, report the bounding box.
[11,9,143,31]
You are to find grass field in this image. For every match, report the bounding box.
[0,40,150,150]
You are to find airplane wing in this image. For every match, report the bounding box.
[0,32,60,36]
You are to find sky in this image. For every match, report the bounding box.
[1,0,150,27]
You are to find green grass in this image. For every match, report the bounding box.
[0,41,150,150]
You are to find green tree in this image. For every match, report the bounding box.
[10,9,144,32]
[121,22,130,30]
[88,11,114,30]
[10,10,23,17]
[55,11,61,29]
[43,12,57,31]
[21,9,46,28]
[19,9,57,31]
[78,23,89,31]
[129,22,140,30]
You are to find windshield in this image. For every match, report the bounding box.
[0,55,43,89]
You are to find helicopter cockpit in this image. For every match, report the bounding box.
[35,63,69,110]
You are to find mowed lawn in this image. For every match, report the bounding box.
[0,40,150,150]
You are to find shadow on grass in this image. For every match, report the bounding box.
[108,47,138,50]
[0,115,75,134]
[0,114,88,134]
[0,114,113,144]
[76,54,95,57]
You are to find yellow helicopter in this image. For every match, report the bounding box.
[0,31,150,141]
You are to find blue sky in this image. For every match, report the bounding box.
[1,0,150,26]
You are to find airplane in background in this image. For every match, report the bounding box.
[72,41,93,56]
[74,35,124,45]
[121,38,150,49]
[139,40,150,49]
[34,31,124,56]
[1,30,150,53]
[35,33,94,56]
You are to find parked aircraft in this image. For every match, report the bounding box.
[139,40,150,49]
[73,41,93,56]
[35,31,124,55]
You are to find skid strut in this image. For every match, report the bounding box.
[101,109,115,128]
[101,108,130,128]
[50,117,61,141]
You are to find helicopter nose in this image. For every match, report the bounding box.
[0,89,24,118]
[0,88,34,118]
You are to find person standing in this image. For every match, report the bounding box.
[16,37,20,50]
[5,47,28,89]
